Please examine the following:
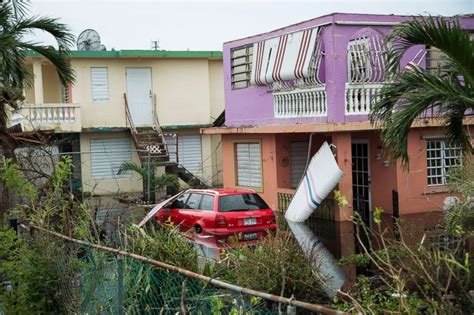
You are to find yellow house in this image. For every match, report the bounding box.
[17,50,224,200]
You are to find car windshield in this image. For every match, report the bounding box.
[219,194,269,212]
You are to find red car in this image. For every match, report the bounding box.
[155,189,277,241]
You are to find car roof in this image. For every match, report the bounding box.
[185,188,257,196]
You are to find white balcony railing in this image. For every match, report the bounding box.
[14,103,81,132]
[27,104,77,124]
[274,86,327,118]
[345,83,384,115]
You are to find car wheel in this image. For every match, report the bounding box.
[194,225,202,234]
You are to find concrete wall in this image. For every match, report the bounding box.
[222,13,474,127]
[222,133,279,209]
[42,64,62,103]
[80,131,143,195]
[70,57,223,129]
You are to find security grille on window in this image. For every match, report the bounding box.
[236,143,262,188]
[91,67,109,101]
[347,38,370,83]
[231,45,253,89]
[425,46,446,75]
[427,140,462,186]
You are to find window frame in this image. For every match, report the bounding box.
[90,67,109,102]
[231,45,253,90]
[184,193,203,210]
[426,139,462,186]
[199,194,216,212]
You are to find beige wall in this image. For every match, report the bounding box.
[80,131,143,195]
[208,60,225,121]
[42,64,62,103]
[69,57,223,129]
[24,64,35,104]
[24,56,224,193]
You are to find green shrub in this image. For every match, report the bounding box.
[124,225,199,272]
[0,228,64,313]
[214,231,327,305]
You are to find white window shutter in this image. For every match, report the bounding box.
[91,67,109,101]
[90,138,132,179]
[178,135,203,174]
[236,143,262,187]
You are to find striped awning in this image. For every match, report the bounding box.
[250,27,320,86]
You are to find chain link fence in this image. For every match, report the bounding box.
[19,224,343,315]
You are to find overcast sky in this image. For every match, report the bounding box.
[28,0,473,51]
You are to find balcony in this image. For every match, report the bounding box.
[345,83,384,115]
[274,86,327,118]
[13,103,81,133]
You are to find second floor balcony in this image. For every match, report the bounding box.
[13,103,82,133]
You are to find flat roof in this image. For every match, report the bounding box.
[25,50,222,59]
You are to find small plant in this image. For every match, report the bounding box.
[333,190,348,208]
[117,161,180,200]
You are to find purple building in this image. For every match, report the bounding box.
[203,13,474,245]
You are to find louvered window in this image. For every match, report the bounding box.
[235,143,262,188]
[178,135,203,174]
[290,142,309,188]
[90,138,132,179]
[91,67,109,101]
[231,45,253,89]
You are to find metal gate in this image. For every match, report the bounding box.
[351,141,371,227]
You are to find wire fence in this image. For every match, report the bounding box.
[19,224,344,315]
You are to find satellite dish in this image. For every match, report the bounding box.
[100,44,106,51]
[77,29,101,51]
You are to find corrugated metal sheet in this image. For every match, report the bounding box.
[236,143,262,187]
[290,142,309,188]
[178,135,202,174]
[91,67,109,101]
[90,138,132,179]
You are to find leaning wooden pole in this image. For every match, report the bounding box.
[21,223,346,315]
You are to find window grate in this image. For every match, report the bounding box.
[426,140,462,186]
[231,45,253,90]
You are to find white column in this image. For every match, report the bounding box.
[32,59,44,104]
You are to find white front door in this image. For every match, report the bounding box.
[126,68,153,126]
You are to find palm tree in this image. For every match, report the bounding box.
[0,1,75,159]
[117,161,180,201]
[370,16,473,165]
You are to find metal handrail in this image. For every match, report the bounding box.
[152,93,169,159]
[123,93,137,134]
[123,93,142,163]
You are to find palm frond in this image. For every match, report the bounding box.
[12,16,75,51]
[372,16,474,165]
[387,16,474,85]
[19,43,75,85]
[4,0,30,19]
[117,161,147,179]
